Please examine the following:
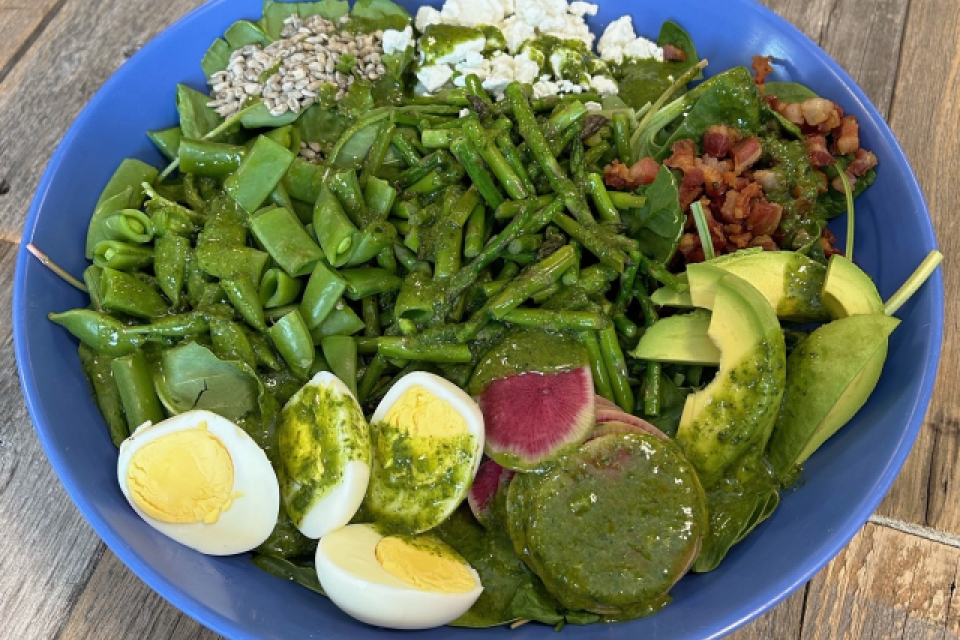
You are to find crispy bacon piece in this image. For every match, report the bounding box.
[831,172,856,193]
[749,235,778,251]
[702,125,741,159]
[752,169,782,192]
[732,136,762,174]
[752,55,774,85]
[727,232,754,250]
[832,116,860,155]
[778,101,804,126]
[603,158,660,189]
[848,148,878,176]
[799,98,841,129]
[663,44,688,62]
[701,162,726,197]
[679,166,705,208]
[663,139,698,172]
[805,135,835,167]
[746,201,783,236]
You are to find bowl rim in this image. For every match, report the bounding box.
[12,0,944,638]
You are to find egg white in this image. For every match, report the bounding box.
[315,524,483,629]
[116,410,279,556]
[281,371,370,539]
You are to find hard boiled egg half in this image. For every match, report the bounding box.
[316,523,483,629]
[277,371,371,539]
[363,372,484,533]
[117,410,279,555]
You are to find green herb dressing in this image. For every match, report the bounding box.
[468,328,588,396]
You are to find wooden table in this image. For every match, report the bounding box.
[0,0,955,637]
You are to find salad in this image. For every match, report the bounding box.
[37,0,942,630]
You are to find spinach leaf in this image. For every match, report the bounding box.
[155,342,260,421]
[762,81,819,104]
[350,0,412,32]
[503,582,564,626]
[657,20,701,80]
[333,121,381,169]
[617,21,700,110]
[260,1,350,40]
[201,38,231,77]
[338,81,375,117]
[252,554,326,595]
[818,157,877,219]
[625,165,684,263]
[239,102,302,128]
[296,105,346,148]
[298,0,349,21]
[761,102,803,139]
[176,84,223,139]
[382,46,415,82]
[692,451,780,573]
[225,20,271,48]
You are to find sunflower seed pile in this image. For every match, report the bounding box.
[206,15,388,119]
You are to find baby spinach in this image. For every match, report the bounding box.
[617,21,700,110]
[155,342,260,421]
[624,165,684,263]
[818,158,877,219]
[225,20,271,48]
[201,38,231,77]
[350,0,411,32]
[176,84,223,140]
[260,0,350,40]
[762,81,819,104]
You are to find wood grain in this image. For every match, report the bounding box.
[873,0,960,532]
[0,0,208,241]
[0,239,106,640]
[729,589,806,640]
[800,522,960,639]
[0,0,64,83]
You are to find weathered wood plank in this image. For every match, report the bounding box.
[0,0,64,82]
[873,0,960,532]
[0,0,207,241]
[0,239,106,640]
[58,550,222,640]
[799,522,960,639]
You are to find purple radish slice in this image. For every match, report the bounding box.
[478,366,595,471]
[590,420,668,441]
[467,459,515,527]
[595,395,621,411]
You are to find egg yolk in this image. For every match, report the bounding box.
[383,386,467,438]
[375,536,476,594]
[126,425,235,524]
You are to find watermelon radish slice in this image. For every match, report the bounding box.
[478,366,595,471]
[595,395,621,411]
[590,420,668,441]
[467,459,515,527]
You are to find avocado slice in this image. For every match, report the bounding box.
[685,251,828,321]
[630,309,721,366]
[650,274,693,308]
[821,254,884,318]
[767,313,899,475]
[676,273,787,484]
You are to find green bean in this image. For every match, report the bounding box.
[395,150,444,188]
[530,282,562,304]
[579,330,615,402]
[127,312,209,336]
[330,170,369,227]
[391,129,422,166]
[357,354,389,403]
[364,177,397,220]
[495,134,537,196]
[608,191,647,210]
[391,199,418,220]
[360,118,396,187]
[463,203,488,259]
[92,241,154,271]
[221,275,267,331]
[311,301,366,340]
[313,184,359,267]
[583,140,611,166]
[78,344,128,446]
[268,309,315,378]
[462,117,528,200]
[99,268,168,319]
[552,212,627,272]
[377,337,472,363]
[434,219,463,281]
[508,233,543,255]
[586,174,621,224]
[340,267,402,300]
[613,112,632,165]
[300,261,347,329]
[179,139,245,178]
[486,245,577,320]
[362,296,381,337]
[111,352,164,431]
[613,313,639,338]
[376,245,398,274]
[450,136,505,209]
[224,135,295,213]
[599,324,634,413]
[320,336,358,397]
[209,316,257,370]
[393,243,431,276]
[260,268,304,308]
[355,336,379,354]
[153,234,189,305]
[503,308,608,330]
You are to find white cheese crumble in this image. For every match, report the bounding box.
[439,0,510,27]
[415,6,443,32]
[382,26,414,55]
[597,16,663,64]
[589,74,618,96]
[454,50,541,100]
[584,100,603,111]
[417,64,456,92]
[432,36,487,65]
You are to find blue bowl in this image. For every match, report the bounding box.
[13,0,943,638]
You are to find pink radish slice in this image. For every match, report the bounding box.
[594,409,667,440]
[478,366,595,471]
[467,459,515,527]
[589,420,668,441]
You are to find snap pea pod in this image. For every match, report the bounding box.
[268,309,314,378]
[194,243,269,285]
[364,177,397,221]
[221,275,267,331]
[260,268,304,308]
[395,271,442,322]
[599,324,634,414]
[268,182,296,213]
[225,135,295,213]
[450,135,504,209]
[86,160,158,259]
[78,344,129,446]
[83,266,105,312]
[340,268,402,300]
[154,234,189,305]
[579,329,615,402]
[357,354,389,403]
[111,352,165,432]
[320,335,358,397]
[313,184,358,267]
[126,312,209,337]
[330,170,370,227]
[92,241,154,271]
[376,246,398,274]
[282,157,323,203]
[311,301,365,341]
[147,127,182,161]
[250,205,323,277]
[343,220,399,267]
[393,242,431,276]
[178,139,245,178]
[209,316,257,370]
[101,209,154,244]
[300,261,347,329]
[99,268,168,319]
[50,309,146,356]
[246,327,282,371]
[360,118,396,187]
